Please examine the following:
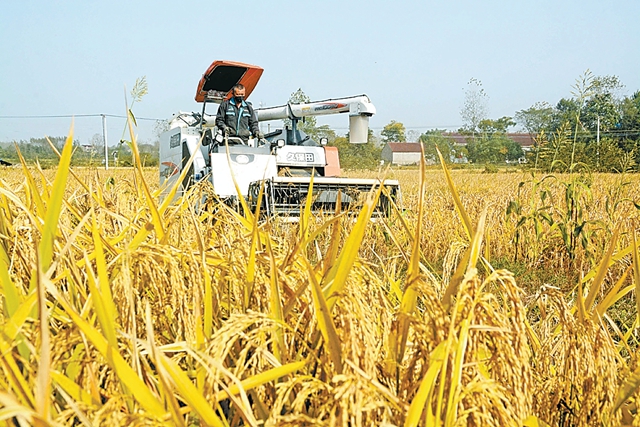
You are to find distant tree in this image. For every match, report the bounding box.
[153,119,170,150]
[465,116,521,164]
[285,88,317,134]
[620,91,640,144]
[330,136,381,169]
[552,97,581,133]
[460,78,489,133]
[478,116,516,135]
[406,129,420,142]
[515,102,554,136]
[419,130,454,163]
[310,124,337,143]
[466,134,523,164]
[381,120,406,143]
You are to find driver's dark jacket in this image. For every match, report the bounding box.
[215,98,260,141]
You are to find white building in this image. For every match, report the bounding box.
[381,142,422,165]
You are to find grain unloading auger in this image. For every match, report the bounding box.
[159,60,400,218]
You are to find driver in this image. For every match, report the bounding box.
[215,84,263,143]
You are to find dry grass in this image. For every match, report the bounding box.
[1,136,640,426]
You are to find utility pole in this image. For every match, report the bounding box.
[101,114,109,170]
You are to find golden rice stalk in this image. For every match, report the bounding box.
[322,187,381,309]
[47,283,167,418]
[388,148,426,376]
[265,236,285,364]
[304,257,343,374]
[584,226,620,313]
[125,114,166,243]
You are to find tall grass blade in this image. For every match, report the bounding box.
[300,171,314,242]
[404,341,445,427]
[144,303,187,427]
[632,228,640,326]
[0,239,20,318]
[39,129,74,273]
[323,187,381,309]
[126,116,165,242]
[584,226,620,313]
[91,212,117,334]
[49,286,166,417]
[14,145,45,219]
[436,146,473,240]
[214,360,307,401]
[614,364,640,413]
[84,253,118,349]
[0,336,36,408]
[437,146,477,310]
[265,237,285,363]
[391,147,426,371]
[305,258,343,374]
[444,318,471,426]
[158,356,227,426]
[50,371,95,406]
[33,127,75,425]
[245,181,266,312]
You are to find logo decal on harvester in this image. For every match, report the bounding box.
[314,103,346,111]
[286,152,315,162]
[169,133,181,148]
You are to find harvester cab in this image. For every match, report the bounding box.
[159,60,400,218]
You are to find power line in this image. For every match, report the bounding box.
[0,114,162,121]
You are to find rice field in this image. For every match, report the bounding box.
[1,134,640,426]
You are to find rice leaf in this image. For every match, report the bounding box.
[265,236,285,363]
[323,187,381,309]
[404,341,445,427]
[595,265,632,317]
[143,303,188,427]
[614,363,640,413]
[299,171,314,242]
[126,116,165,242]
[157,353,226,427]
[632,228,640,327]
[523,415,552,426]
[584,226,619,313]
[14,145,45,219]
[91,212,117,333]
[50,371,95,406]
[436,146,473,240]
[305,258,343,374]
[245,182,265,312]
[84,252,118,348]
[49,286,166,417]
[215,360,307,401]
[444,318,470,425]
[0,337,36,408]
[391,149,426,369]
[39,128,74,273]
[0,239,20,318]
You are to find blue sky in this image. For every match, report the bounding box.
[1,0,638,144]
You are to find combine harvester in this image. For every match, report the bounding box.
[159,60,400,218]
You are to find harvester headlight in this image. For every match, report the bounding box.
[277,139,285,148]
[235,154,250,164]
[320,137,328,145]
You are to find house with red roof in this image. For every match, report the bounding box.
[381,142,422,165]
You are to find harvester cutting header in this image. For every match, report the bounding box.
[159,60,399,217]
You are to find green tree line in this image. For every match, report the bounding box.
[3,73,639,172]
